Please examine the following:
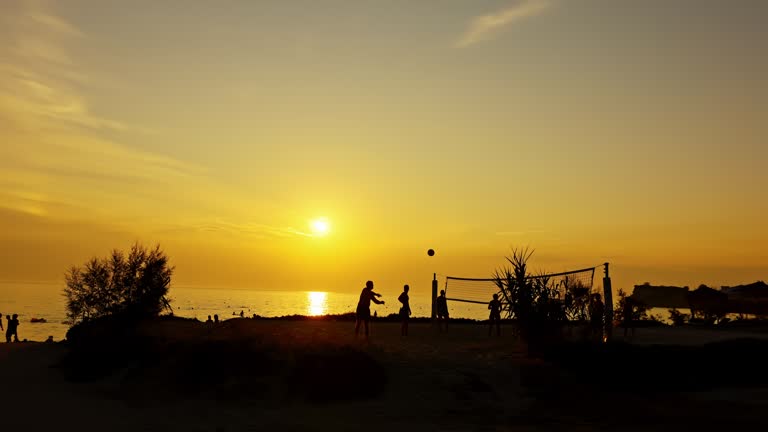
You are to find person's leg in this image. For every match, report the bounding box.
[496,319,501,336]
[364,319,369,338]
[355,318,361,337]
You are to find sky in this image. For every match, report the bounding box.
[1,0,767,298]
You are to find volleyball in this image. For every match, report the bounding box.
[427,249,435,256]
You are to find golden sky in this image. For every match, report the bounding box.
[1,0,767,296]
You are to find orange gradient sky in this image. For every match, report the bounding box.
[1,0,767,297]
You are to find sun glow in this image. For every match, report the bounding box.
[307,291,328,316]
[310,218,331,236]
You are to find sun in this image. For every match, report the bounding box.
[310,218,330,236]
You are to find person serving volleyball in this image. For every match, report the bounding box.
[355,280,384,338]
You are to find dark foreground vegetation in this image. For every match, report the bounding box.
[539,339,768,393]
[61,316,386,402]
[3,319,768,430]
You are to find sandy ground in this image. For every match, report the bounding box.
[1,321,768,431]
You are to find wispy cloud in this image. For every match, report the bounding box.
[456,0,553,48]
[159,220,318,240]
[495,229,548,236]
[0,0,207,222]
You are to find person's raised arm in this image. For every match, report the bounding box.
[372,296,385,305]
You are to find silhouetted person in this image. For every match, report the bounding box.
[436,290,449,332]
[205,315,213,325]
[398,284,411,336]
[589,294,604,341]
[355,280,384,338]
[240,310,244,318]
[5,315,11,342]
[488,293,502,336]
[623,298,635,337]
[214,314,219,324]
[9,314,19,342]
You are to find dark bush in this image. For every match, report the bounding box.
[64,243,173,325]
[668,308,689,326]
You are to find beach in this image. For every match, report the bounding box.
[0,283,487,342]
[2,320,768,431]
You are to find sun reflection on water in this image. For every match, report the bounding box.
[307,291,328,316]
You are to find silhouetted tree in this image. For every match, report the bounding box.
[688,284,728,324]
[64,243,173,324]
[563,278,591,321]
[613,289,648,323]
[668,308,688,326]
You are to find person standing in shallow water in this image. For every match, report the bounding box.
[355,281,384,338]
[9,314,19,342]
[398,285,411,336]
[488,293,502,336]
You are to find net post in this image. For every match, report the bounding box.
[602,263,613,342]
[431,273,438,324]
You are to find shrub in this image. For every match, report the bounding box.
[492,247,564,351]
[668,308,688,326]
[688,284,728,324]
[64,243,173,325]
[614,289,649,324]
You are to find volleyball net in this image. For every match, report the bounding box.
[443,266,598,319]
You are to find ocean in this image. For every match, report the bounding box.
[0,282,490,342]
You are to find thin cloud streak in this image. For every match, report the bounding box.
[160,220,317,240]
[495,230,548,236]
[0,0,208,220]
[456,0,553,48]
